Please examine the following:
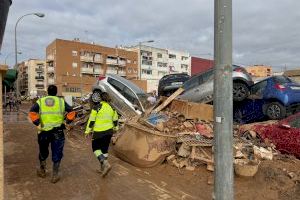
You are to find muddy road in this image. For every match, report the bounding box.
[3,105,300,200]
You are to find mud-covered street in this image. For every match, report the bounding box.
[3,105,300,200]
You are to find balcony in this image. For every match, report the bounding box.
[35,84,45,89]
[35,76,44,80]
[48,78,55,84]
[118,60,126,66]
[106,68,118,74]
[80,56,94,62]
[46,55,54,62]
[106,58,118,65]
[47,67,54,73]
[94,68,104,75]
[35,68,44,73]
[117,71,126,76]
[81,67,94,74]
[94,57,103,63]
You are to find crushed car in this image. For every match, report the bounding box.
[158,73,190,97]
[234,75,300,123]
[91,74,149,118]
[177,65,254,103]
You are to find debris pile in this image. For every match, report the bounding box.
[113,88,280,177]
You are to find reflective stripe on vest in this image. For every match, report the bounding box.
[93,102,115,132]
[37,96,65,131]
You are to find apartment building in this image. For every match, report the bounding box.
[126,45,191,92]
[246,65,272,77]
[46,39,138,96]
[18,59,47,97]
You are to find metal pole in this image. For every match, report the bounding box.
[213,0,233,199]
[138,42,142,80]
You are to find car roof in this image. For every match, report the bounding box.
[106,73,146,94]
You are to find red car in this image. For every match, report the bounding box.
[239,112,300,158]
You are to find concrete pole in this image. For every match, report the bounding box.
[138,42,142,80]
[213,0,233,199]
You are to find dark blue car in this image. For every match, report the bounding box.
[234,75,300,124]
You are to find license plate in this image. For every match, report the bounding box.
[171,82,183,86]
[291,86,300,90]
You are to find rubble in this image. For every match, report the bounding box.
[72,88,283,176]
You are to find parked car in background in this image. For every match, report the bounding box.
[233,75,300,123]
[177,65,254,103]
[91,74,149,117]
[158,73,190,97]
[239,112,300,158]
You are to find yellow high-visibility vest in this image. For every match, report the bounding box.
[87,101,118,132]
[37,96,65,131]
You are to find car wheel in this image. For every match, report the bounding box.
[91,90,102,103]
[265,102,286,120]
[233,82,249,101]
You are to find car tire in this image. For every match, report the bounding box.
[265,102,286,120]
[233,82,249,102]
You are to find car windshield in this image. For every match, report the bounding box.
[273,76,294,84]
[137,93,151,109]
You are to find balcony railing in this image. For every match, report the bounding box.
[48,78,55,84]
[35,76,44,80]
[35,68,44,73]
[106,69,118,74]
[46,55,54,61]
[94,68,104,75]
[94,58,103,63]
[81,67,94,74]
[80,56,94,62]
[47,67,54,73]
[35,84,45,89]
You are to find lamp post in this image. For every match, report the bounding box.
[5,51,21,65]
[15,12,45,96]
[138,40,154,80]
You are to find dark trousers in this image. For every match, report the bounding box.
[38,128,65,163]
[92,130,113,155]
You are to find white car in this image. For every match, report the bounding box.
[91,74,149,117]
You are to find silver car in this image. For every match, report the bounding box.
[91,74,149,117]
[177,65,254,103]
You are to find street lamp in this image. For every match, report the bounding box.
[138,40,154,80]
[14,12,45,96]
[5,51,21,65]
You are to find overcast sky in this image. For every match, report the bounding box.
[1,0,300,71]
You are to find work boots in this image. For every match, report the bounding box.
[101,160,112,177]
[37,160,47,178]
[51,162,61,184]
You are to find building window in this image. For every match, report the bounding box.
[181,64,188,70]
[127,59,131,63]
[72,50,78,56]
[133,60,137,64]
[169,54,176,59]
[157,53,162,58]
[72,62,78,68]
[65,87,81,93]
[158,62,167,68]
[142,69,152,75]
[142,60,152,65]
[128,67,132,73]
[181,56,188,60]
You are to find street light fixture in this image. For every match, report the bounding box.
[5,51,21,65]
[14,12,45,96]
[138,40,154,80]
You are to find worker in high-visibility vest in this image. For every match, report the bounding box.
[29,85,75,183]
[85,92,118,177]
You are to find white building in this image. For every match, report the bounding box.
[125,45,191,92]
[18,59,47,97]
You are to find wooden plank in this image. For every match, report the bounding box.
[152,88,184,113]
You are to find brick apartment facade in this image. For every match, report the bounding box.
[46,39,138,96]
[245,65,272,77]
[191,57,214,76]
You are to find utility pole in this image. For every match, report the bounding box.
[213,0,233,199]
